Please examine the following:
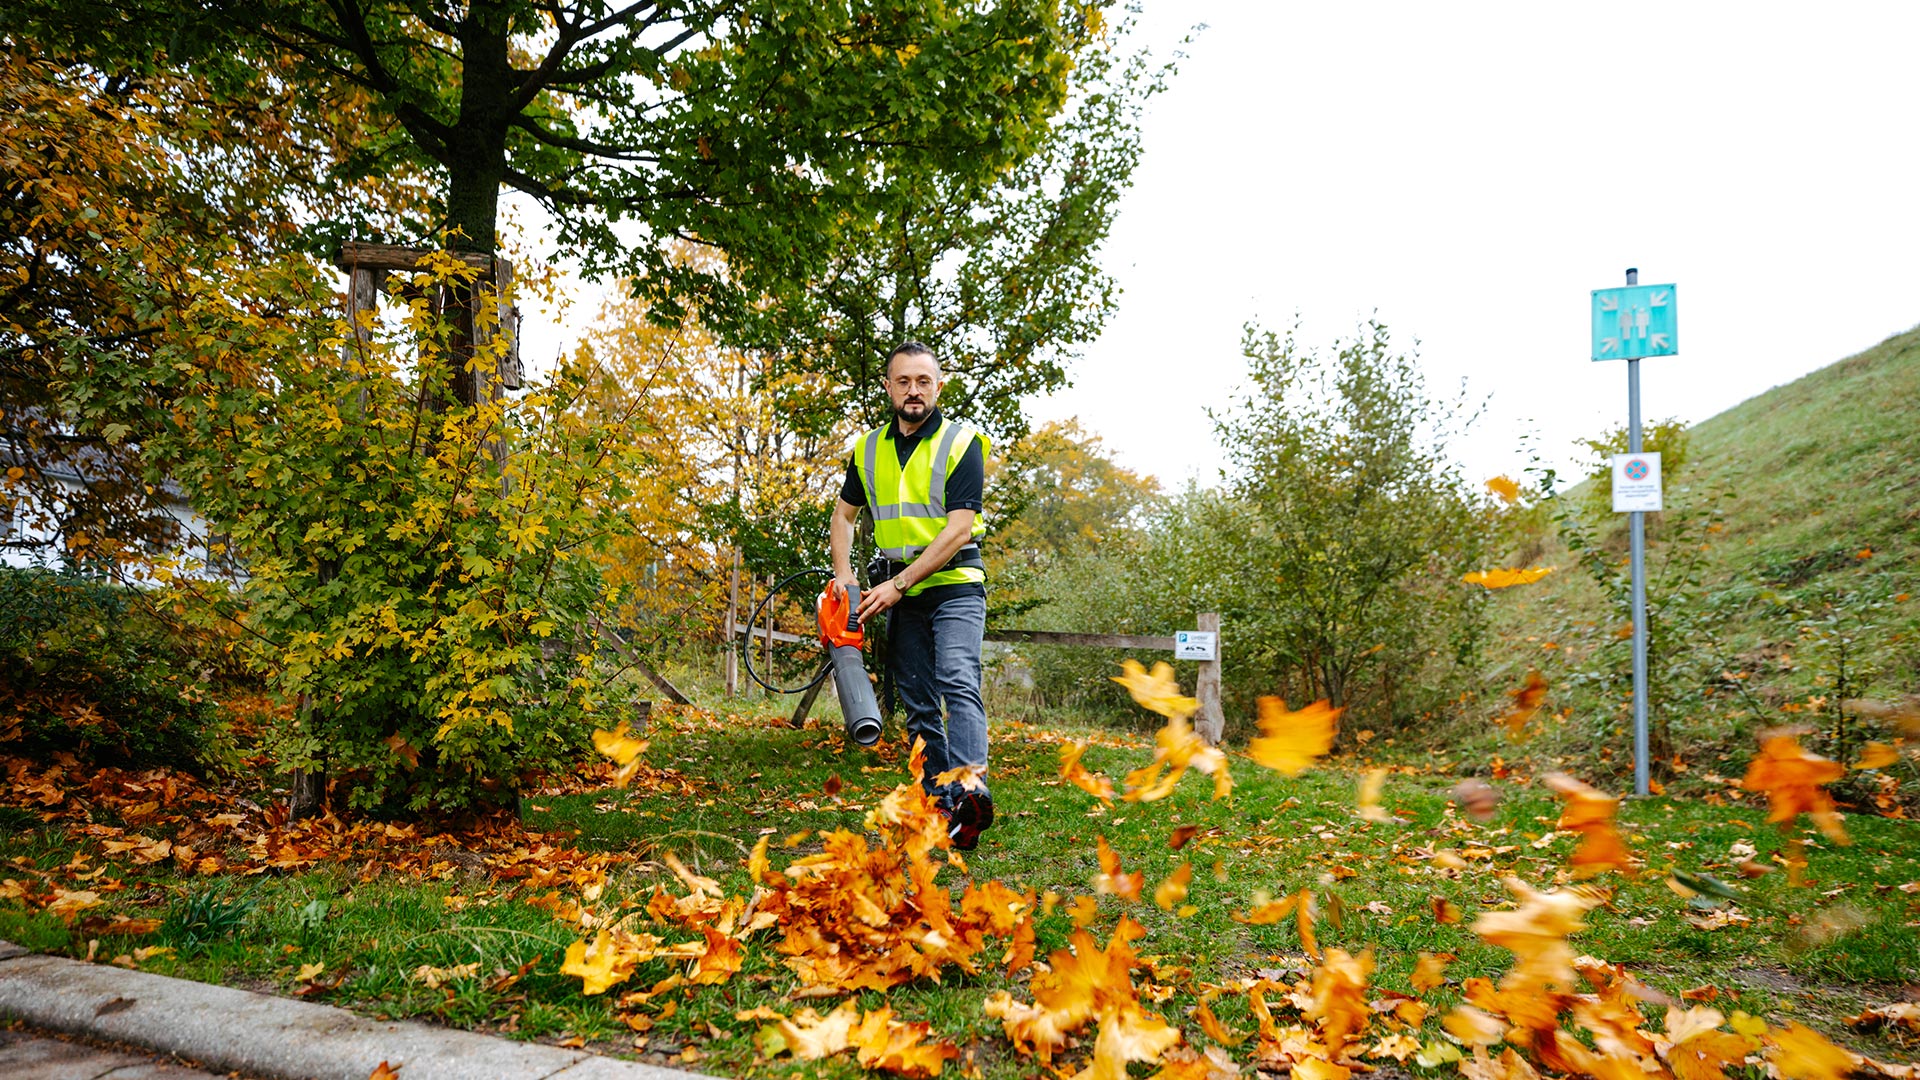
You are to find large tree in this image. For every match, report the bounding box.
[15,1,1111,313]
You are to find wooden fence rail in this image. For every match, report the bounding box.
[763,615,1224,745]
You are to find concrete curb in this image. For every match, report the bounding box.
[0,943,717,1080]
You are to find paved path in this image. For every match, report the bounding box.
[0,1025,242,1079]
[0,941,711,1080]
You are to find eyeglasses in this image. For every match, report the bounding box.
[890,375,938,391]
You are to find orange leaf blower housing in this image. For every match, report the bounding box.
[818,582,882,746]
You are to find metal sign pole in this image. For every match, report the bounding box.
[1625,267,1651,796]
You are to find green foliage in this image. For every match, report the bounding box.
[1009,323,1494,737]
[1207,319,1492,729]
[1541,471,1737,769]
[140,255,649,814]
[1577,416,1690,515]
[0,568,232,772]
[759,30,1173,436]
[161,888,257,954]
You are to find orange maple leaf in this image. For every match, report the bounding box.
[1741,732,1849,844]
[1093,836,1144,902]
[369,1063,402,1080]
[1306,947,1374,1057]
[1486,476,1522,504]
[1356,767,1394,823]
[1496,671,1548,740]
[561,929,647,995]
[1410,951,1453,992]
[1248,697,1340,777]
[1851,742,1899,770]
[1659,1005,1759,1080]
[1193,997,1244,1047]
[1059,741,1116,805]
[1153,861,1193,911]
[1231,892,1299,925]
[1122,711,1233,802]
[1461,566,1554,589]
[849,1005,962,1078]
[1544,773,1634,876]
[1085,1002,1183,1079]
[1767,1022,1859,1080]
[1112,659,1197,720]
[591,721,649,787]
[778,999,863,1060]
[1471,876,1600,992]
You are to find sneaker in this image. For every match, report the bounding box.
[945,790,995,852]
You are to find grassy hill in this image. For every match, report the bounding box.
[1457,324,1920,793]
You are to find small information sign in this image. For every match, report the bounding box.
[1612,452,1664,513]
[1174,631,1217,661]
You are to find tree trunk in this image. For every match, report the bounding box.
[437,3,512,409]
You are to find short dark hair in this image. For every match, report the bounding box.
[885,341,938,377]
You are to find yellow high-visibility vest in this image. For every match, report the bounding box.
[851,418,989,594]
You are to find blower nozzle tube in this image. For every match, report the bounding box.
[830,643,883,746]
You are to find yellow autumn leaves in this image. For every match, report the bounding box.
[1085,658,1343,803]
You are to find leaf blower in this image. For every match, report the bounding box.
[817,581,883,747]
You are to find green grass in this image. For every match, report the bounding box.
[6,702,1919,1076]
[1451,325,1920,789]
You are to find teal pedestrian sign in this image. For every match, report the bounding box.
[1591,284,1677,360]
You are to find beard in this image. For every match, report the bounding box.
[892,399,930,422]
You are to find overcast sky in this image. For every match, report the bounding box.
[1025,1,1920,490]
[516,3,1920,492]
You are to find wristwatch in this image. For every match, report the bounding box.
[892,576,911,593]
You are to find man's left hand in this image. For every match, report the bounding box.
[855,577,906,623]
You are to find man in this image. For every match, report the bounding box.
[830,342,995,850]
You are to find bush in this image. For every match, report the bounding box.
[0,567,233,772]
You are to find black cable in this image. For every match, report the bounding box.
[740,566,832,694]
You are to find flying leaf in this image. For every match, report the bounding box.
[1249,697,1341,777]
[1411,951,1454,992]
[1544,773,1633,876]
[779,999,862,1060]
[1167,825,1201,851]
[1497,671,1548,740]
[1193,997,1244,1047]
[1093,836,1144,902]
[1461,566,1554,589]
[1356,768,1393,823]
[1486,476,1521,504]
[592,721,649,788]
[1153,862,1193,912]
[1741,732,1849,843]
[1307,947,1374,1054]
[1451,778,1502,822]
[1767,1022,1859,1080]
[848,1005,961,1078]
[1060,742,1116,805]
[1851,742,1899,770]
[1470,877,1600,992]
[1112,659,1197,720]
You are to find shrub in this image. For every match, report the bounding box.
[0,568,233,772]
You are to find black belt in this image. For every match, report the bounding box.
[884,544,983,581]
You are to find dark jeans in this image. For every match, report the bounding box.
[886,589,988,801]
